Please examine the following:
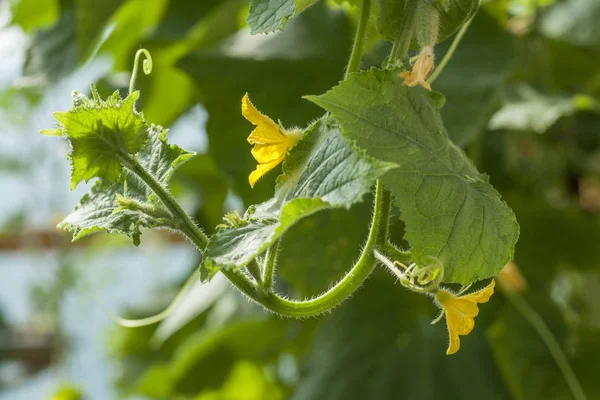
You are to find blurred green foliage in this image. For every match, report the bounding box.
[5,0,600,398]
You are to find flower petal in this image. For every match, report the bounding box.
[445,312,461,355]
[446,299,477,334]
[459,280,495,303]
[249,158,283,187]
[242,93,280,135]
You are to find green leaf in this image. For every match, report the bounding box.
[47,87,147,189]
[489,86,588,134]
[307,68,519,284]
[46,86,194,243]
[247,0,319,34]
[202,119,394,272]
[375,0,478,44]
[58,178,166,243]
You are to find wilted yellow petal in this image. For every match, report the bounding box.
[242,93,302,187]
[400,46,434,91]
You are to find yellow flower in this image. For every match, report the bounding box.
[434,280,496,355]
[242,93,302,187]
[399,45,434,91]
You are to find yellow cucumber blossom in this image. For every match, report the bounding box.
[242,93,302,187]
[433,280,496,355]
[399,45,435,91]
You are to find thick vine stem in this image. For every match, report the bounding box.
[221,180,388,317]
[345,0,371,78]
[390,0,418,63]
[122,143,390,316]
[117,152,209,249]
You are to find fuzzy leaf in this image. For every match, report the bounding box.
[307,68,519,284]
[202,118,395,273]
[46,86,147,189]
[45,88,194,244]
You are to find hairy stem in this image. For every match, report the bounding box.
[507,292,587,400]
[222,180,388,317]
[262,240,279,292]
[246,261,263,285]
[121,148,389,317]
[345,0,371,78]
[383,242,412,263]
[427,8,476,84]
[118,153,209,249]
[390,0,418,63]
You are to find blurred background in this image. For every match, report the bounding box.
[0,0,599,398]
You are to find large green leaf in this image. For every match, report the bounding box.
[247,0,319,34]
[307,68,519,284]
[202,119,394,272]
[178,4,353,205]
[375,0,479,44]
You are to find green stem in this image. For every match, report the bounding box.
[246,261,263,285]
[345,0,371,78]
[383,241,412,263]
[222,180,388,317]
[378,189,392,244]
[118,153,209,249]
[427,8,476,85]
[507,292,587,400]
[262,240,279,291]
[390,0,418,63]
[129,49,153,95]
[121,144,388,317]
